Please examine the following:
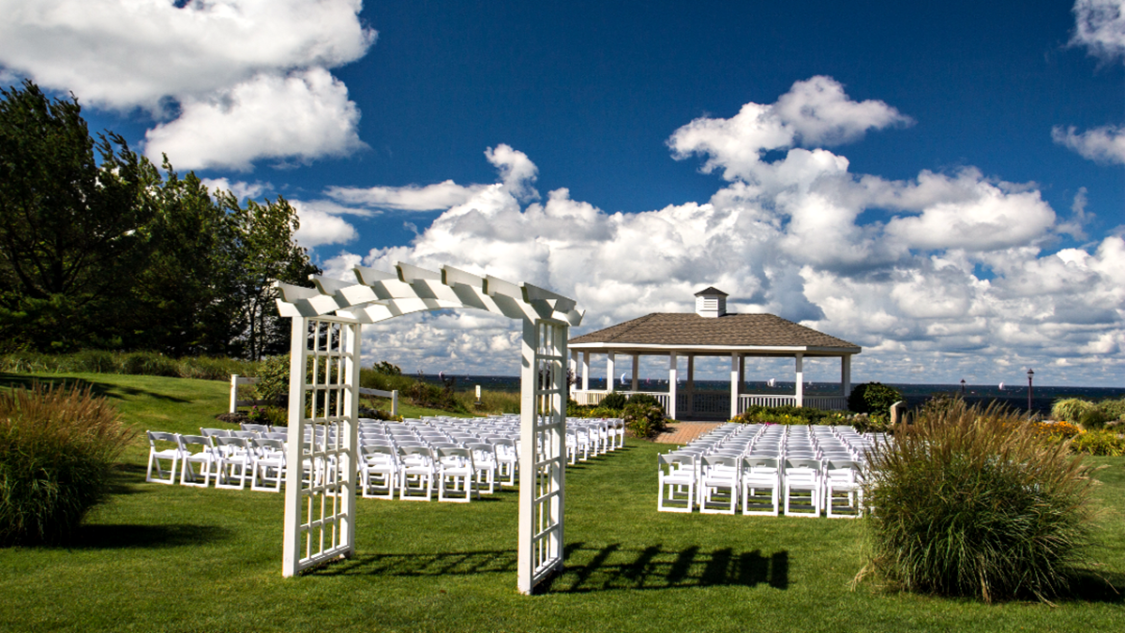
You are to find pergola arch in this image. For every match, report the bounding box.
[274,262,582,594]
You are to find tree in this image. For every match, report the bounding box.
[0,80,319,357]
[0,81,159,351]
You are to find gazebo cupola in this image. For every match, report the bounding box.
[694,287,728,318]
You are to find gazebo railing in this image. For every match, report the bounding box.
[572,390,849,418]
[738,394,848,412]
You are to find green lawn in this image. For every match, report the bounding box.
[1,372,1123,632]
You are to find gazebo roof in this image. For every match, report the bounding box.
[569,312,860,355]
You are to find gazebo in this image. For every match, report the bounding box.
[569,287,861,420]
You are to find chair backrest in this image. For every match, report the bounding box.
[827,460,863,472]
[785,458,821,471]
[215,436,249,450]
[253,438,285,452]
[702,455,739,468]
[148,431,177,446]
[742,456,778,470]
[400,446,433,459]
[177,434,209,452]
[232,430,258,439]
[659,453,694,468]
[200,428,231,438]
[241,423,270,433]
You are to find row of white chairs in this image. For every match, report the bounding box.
[146,414,626,502]
[658,423,891,517]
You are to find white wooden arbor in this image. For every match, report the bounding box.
[273,262,582,594]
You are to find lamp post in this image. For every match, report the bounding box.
[960,379,966,396]
[1027,368,1034,415]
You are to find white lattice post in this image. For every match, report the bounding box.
[282,318,310,578]
[517,318,567,594]
[282,317,360,578]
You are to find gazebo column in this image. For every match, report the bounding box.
[841,355,851,398]
[668,353,678,420]
[795,353,804,407]
[606,352,616,393]
[631,354,640,392]
[686,355,695,416]
[581,352,590,391]
[730,353,741,419]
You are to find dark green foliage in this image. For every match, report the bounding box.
[252,355,291,406]
[0,81,319,358]
[848,382,903,415]
[372,361,402,376]
[622,402,667,439]
[0,383,134,546]
[0,350,254,380]
[0,81,158,352]
[626,393,665,415]
[859,399,1095,602]
[600,392,628,410]
[360,364,415,393]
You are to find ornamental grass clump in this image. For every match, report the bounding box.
[857,399,1095,603]
[0,383,135,546]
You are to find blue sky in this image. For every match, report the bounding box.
[1,1,1123,386]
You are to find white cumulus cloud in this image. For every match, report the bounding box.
[144,68,365,171]
[0,0,375,171]
[1052,124,1125,164]
[1071,0,1125,63]
[319,77,1124,385]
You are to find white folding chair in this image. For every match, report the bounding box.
[658,453,697,512]
[436,447,476,503]
[177,434,219,487]
[466,443,498,494]
[214,436,253,490]
[824,460,863,518]
[145,431,181,485]
[783,458,823,517]
[699,455,740,514]
[399,446,437,501]
[492,439,518,486]
[360,445,399,500]
[250,438,286,492]
[740,456,780,516]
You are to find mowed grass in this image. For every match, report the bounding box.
[0,372,1122,632]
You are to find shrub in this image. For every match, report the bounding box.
[1052,398,1117,430]
[848,382,903,416]
[588,406,622,418]
[858,399,1095,603]
[1096,398,1125,423]
[627,393,665,415]
[1069,430,1125,456]
[622,403,667,439]
[0,383,135,546]
[253,355,291,407]
[120,351,180,377]
[600,392,627,410]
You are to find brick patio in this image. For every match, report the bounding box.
[653,421,722,444]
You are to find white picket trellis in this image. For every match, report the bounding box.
[274,263,582,594]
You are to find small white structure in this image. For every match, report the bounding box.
[570,287,861,420]
[273,263,582,594]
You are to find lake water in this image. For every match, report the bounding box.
[417,374,1123,416]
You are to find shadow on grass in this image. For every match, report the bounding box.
[1060,568,1125,604]
[0,374,188,403]
[314,543,789,593]
[544,542,789,593]
[61,523,233,550]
